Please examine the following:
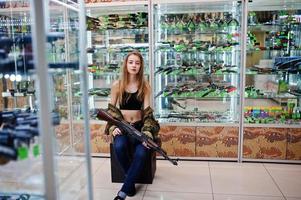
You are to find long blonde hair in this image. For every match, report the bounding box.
[118,51,149,105]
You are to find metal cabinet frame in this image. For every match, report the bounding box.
[29,0,93,199]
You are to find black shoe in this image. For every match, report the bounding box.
[127,187,136,197]
[113,196,124,200]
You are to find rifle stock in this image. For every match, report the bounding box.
[97,109,120,125]
[97,109,178,166]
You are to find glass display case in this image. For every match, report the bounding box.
[85,1,149,110]
[242,0,301,161]
[77,0,301,161]
[0,1,34,110]
[245,0,301,126]
[153,0,242,125]
[0,0,93,199]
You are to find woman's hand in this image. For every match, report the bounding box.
[142,142,150,149]
[112,128,122,137]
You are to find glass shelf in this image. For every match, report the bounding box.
[157,111,238,124]
[155,49,241,53]
[157,96,240,100]
[245,96,299,99]
[246,71,301,75]
[155,30,231,35]
[156,72,240,76]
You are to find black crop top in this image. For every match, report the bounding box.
[119,91,143,110]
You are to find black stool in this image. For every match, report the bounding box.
[110,143,156,184]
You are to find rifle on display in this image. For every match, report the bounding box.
[0,110,60,164]
[96,109,178,166]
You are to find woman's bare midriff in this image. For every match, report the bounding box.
[121,110,142,123]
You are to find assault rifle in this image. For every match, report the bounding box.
[96,109,178,166]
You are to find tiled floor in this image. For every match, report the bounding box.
[80,158,301,200]
[1,157,301,200]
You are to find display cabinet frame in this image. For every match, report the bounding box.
[31,0,94,198]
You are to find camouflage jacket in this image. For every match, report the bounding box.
[103,103,160,139]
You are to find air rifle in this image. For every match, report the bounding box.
[96,109,178,166]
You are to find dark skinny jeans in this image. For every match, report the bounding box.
[113,122,149,195]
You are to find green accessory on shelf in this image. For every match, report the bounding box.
[33,144,40,157]
[175,21,184,30]
[174,44,186,52]
[280,116,286,123]
[169,22,176,31]
[249,12,256,17]
[198,22,207,31]
[161,22,168,29]
[228,18,239,27]
[187,20,195,32]
[278,80,289,93]
[297,112,301,119]
[74,91,82,97]
[278,10,288,16]
[292,113,297,120]
[18,146,28,160]
[210,21,219,30]
[163,91,169,97]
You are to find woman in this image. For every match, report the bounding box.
[104,51,160,200]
